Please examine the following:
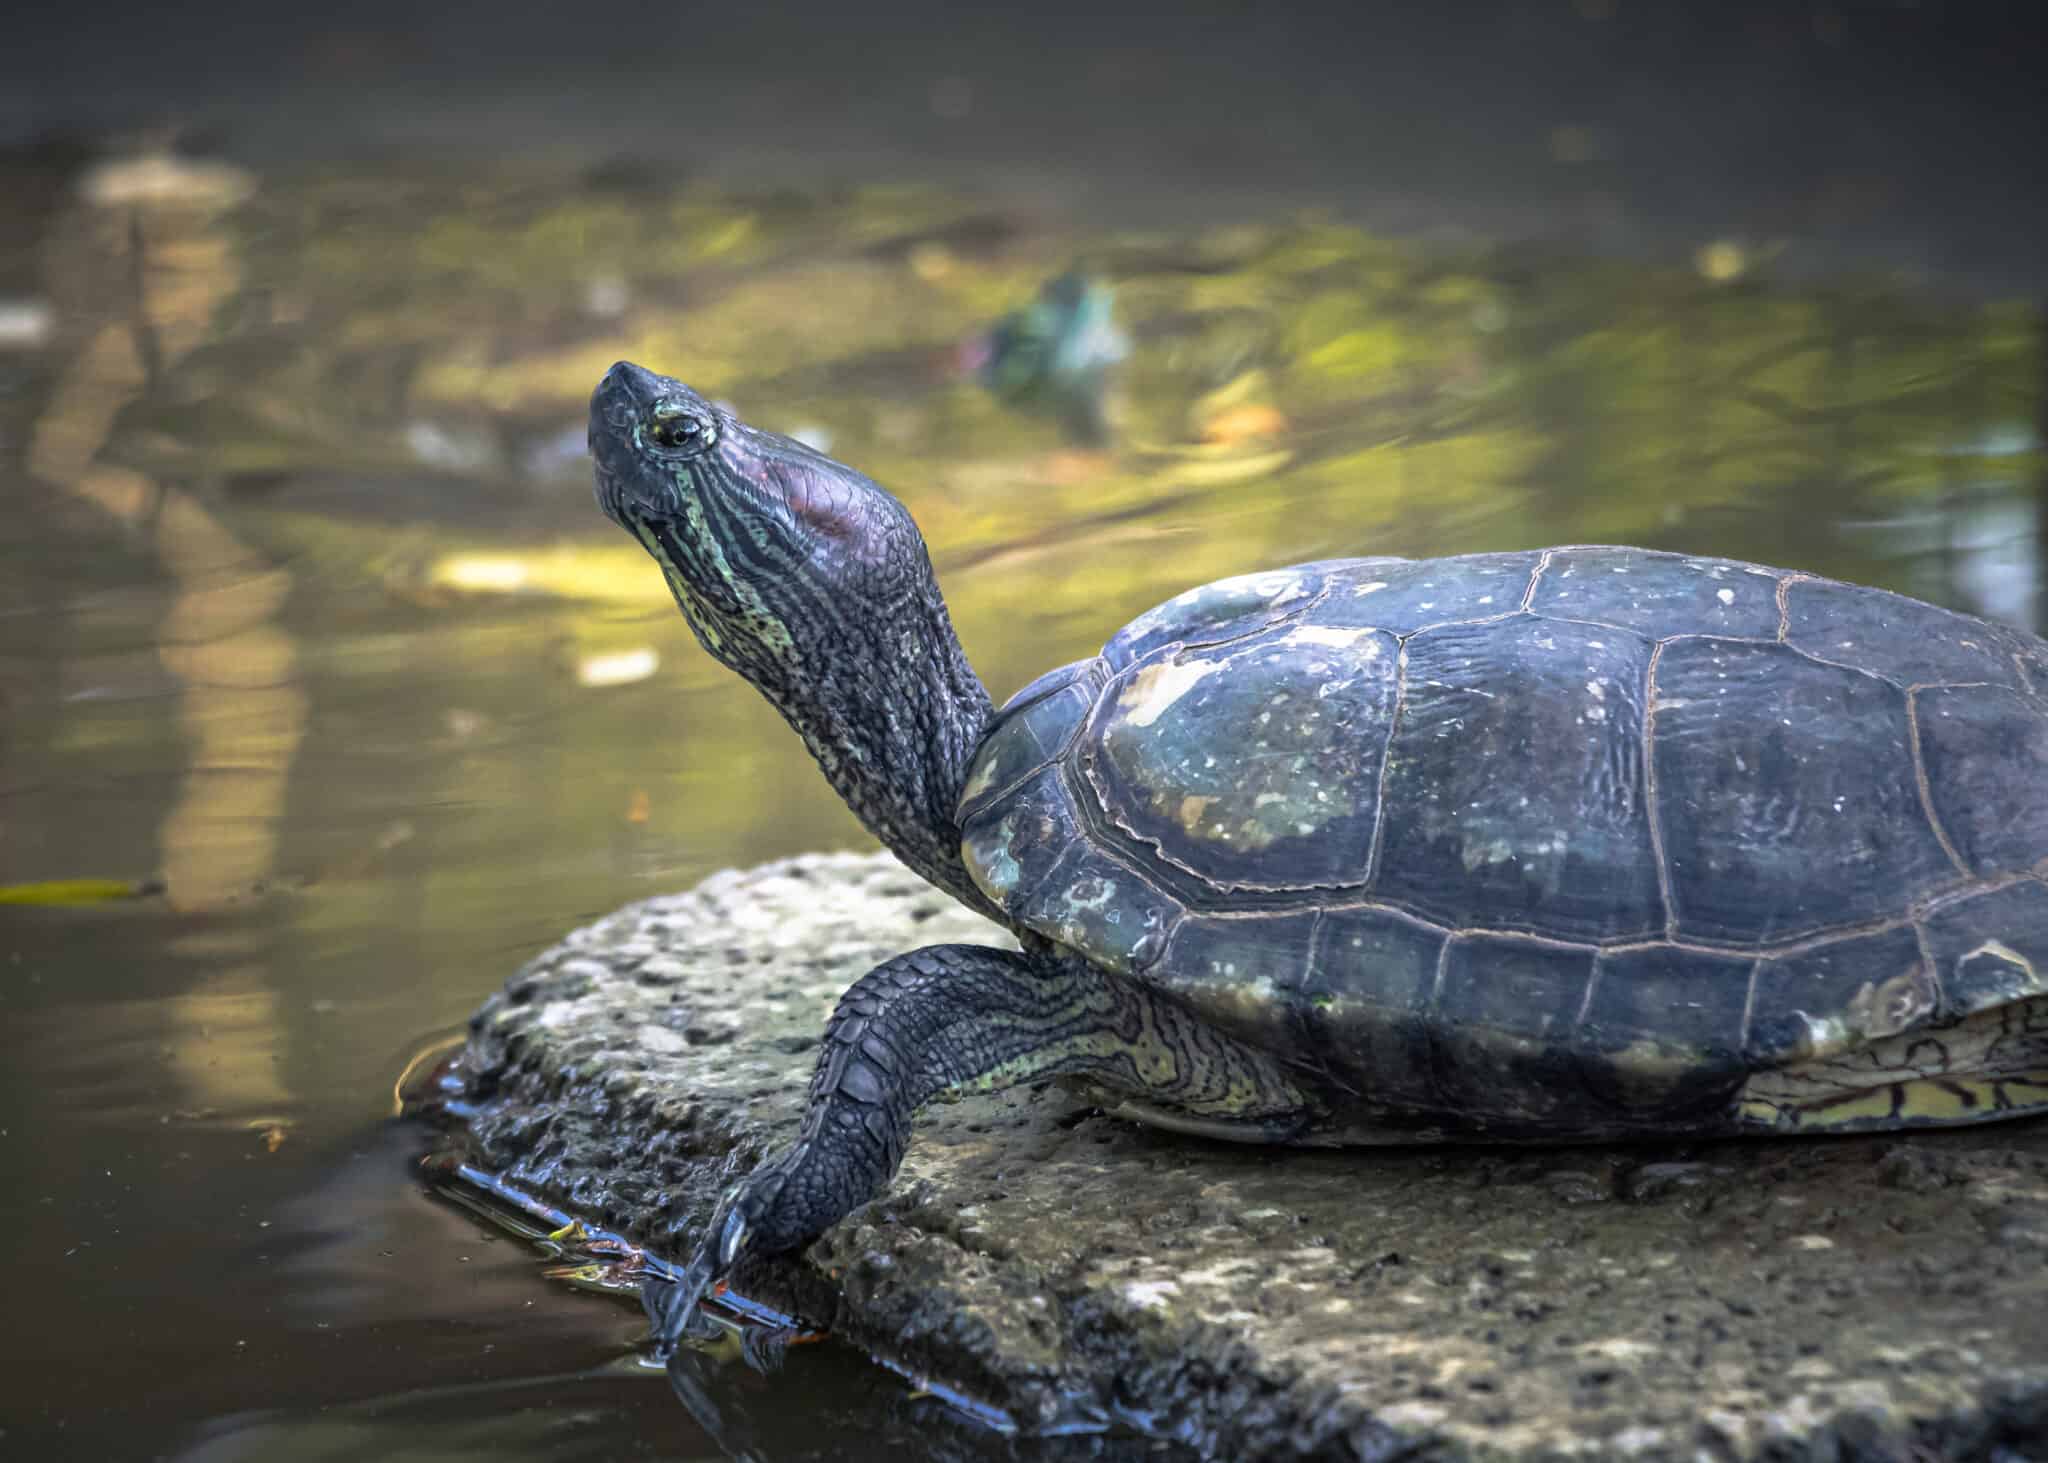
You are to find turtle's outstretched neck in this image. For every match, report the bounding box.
[771,583,998,917]
[585,360,1000,916]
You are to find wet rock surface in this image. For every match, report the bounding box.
[454,851,2048,1460]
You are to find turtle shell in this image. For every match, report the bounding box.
[957,547,2048,1133]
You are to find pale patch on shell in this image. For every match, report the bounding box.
[1115,657,1223,729]
[1284,624,1377,651]
[1607,1036,1704,1079]
[959,752,1003,803]
[1199,569,1310,605]
[1848,961,1939,1040]
[1960,939,2043,993]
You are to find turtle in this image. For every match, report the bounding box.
[586,360,2048,1319]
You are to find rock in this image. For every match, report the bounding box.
[451,850,2048,1460]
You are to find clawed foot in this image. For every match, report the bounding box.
[644,1170,821,1376]
[652,1196,754,1348]
[646,1159,808,1353]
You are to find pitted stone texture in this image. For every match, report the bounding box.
[455,851,2048,1461]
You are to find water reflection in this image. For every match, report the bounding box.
[659,1343,1188,1463]
[960,271,1129,446]
[26,152,307,914]
[155,1130,687,1463]
[0,141,2041,1459]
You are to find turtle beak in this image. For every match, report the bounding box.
[588,360,704,527]
[596,359,669,407]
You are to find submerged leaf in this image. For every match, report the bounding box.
[0,878,161,906]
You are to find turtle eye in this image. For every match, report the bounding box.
[647,405,712,452]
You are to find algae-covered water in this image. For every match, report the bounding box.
[1,96,2043,1463]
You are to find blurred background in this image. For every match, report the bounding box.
[2,2,2044,1458]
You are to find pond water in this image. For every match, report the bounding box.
[0,139,2041,1461]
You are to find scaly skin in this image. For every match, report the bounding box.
[593,363,995,917]
[587,362,1315,1324]
[669,939,1309,1344]
[712,942,1308,1254]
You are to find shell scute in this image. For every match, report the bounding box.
[958,676,1095,823]
[1310,551,1542,635]
[1428,935,1596,1124]
[1303,907,1447,1107]
[1653,637,1956,945]
[1923,880,2048,1018]
[1087,628,1398,891]
[1010,839,1183,978]
[1162,912,1318,1049]
[1102,566,1326,671]
[1533,546,1781,640]
[959,765,1073,907]
[1580,946,1752,1115]
[1742,926,1930,1067]
[1915,683,2048,878]
[998,658,1099,713]
[1784,578,2023,689]
[1375,616,1660,939]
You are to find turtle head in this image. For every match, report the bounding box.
[589,361,998,913]
[588,360,928,695]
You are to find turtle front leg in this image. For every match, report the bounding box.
[668,941,1312,1330]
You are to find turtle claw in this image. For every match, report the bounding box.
[675,1250,728,1342]
[643,1250,723,1355]
[645,1193,759,1354]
